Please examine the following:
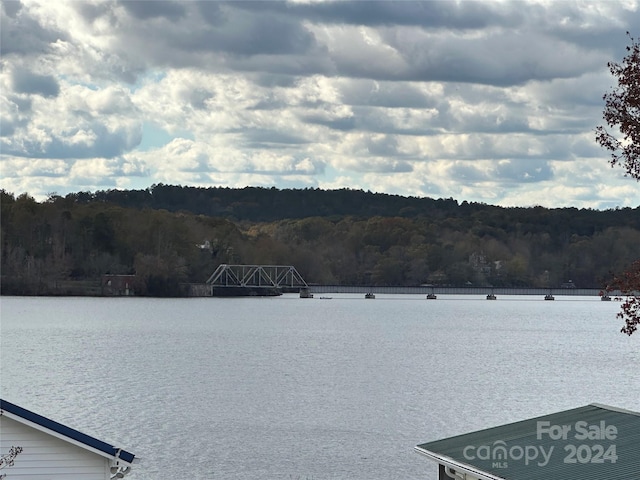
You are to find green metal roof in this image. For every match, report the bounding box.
[415,403,640,480]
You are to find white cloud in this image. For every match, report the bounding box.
[1,78,142,159]
[1,0,639,208]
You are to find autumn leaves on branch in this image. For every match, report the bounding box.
[597,33,640,335]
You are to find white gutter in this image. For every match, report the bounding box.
[414,446,506,480]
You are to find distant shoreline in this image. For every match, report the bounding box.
[0,283,618,298]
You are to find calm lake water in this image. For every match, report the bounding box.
[1,295,638,479]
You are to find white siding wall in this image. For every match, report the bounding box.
[0,416,110,480]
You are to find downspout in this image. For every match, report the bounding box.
[444,466,467,480]
[110,449,132,479]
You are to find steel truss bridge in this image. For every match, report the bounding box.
[206,264,308,289]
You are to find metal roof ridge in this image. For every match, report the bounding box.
[417,404,594,446]
[589,402,640,416]
[417,404,639,447]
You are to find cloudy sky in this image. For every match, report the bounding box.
[1,0,639,208]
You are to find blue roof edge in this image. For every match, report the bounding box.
[0,398,135,464]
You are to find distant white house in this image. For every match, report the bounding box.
[0,399,136,479]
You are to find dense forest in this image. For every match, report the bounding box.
[1,185,639,296]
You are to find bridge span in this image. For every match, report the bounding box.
[203,264,308,296]
[307,285,614,297]
[193,265,618,298]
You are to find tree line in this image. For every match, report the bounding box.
[2,187,639,296]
